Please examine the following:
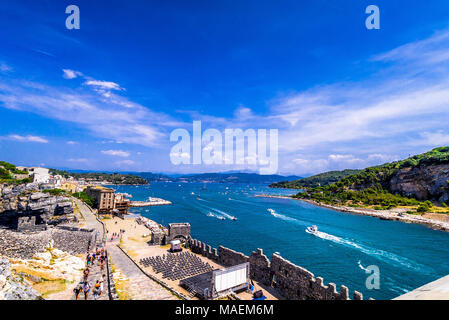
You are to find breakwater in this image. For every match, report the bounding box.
[188,238,364,300]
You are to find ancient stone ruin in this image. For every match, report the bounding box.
[0,183,74,231]
[189,238,364,300]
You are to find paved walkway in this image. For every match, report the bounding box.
[106,244,177,300]
[74,198,176,300]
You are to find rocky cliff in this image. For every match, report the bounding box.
[389,164,449,202]
[0,257,41,300]
[0,183,74,230]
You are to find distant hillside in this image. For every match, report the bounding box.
[0,161,32,184]
[296,147,449,210]
[49,169,149,185]
[270,169,361,189]
[175,173,302,184]
[134,172,174,182]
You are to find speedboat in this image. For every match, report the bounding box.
[306,225,318,234]
[218,216,225,220]
[231,217,237,221]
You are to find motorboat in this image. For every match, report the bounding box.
[218,216,226,220]
[306,225,318,234]
[231,217,237,221]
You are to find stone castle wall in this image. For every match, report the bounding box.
[188,238,363,300]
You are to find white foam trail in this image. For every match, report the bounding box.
[198,199,235,220]
[358,260,369,272]
[267,208,307,226]
[197,198,236,220]
[311,230,432,273]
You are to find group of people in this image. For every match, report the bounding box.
[73,246,107,300]
[108,229,125,242]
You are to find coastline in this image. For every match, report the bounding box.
[255,194,449,232]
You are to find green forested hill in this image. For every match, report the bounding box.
[294,147,449,211]
[49,169,149,185]
[269,169,361,189]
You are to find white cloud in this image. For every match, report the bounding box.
[84,80,122,91]
[67,141,78,145]
[0,77,178,147]
[101,150,130,157]
[62,69,83,79]
[0,63,12,73]
[411,131,449,147]
[3,134,48,143]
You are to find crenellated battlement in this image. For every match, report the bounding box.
[188,238,364,300]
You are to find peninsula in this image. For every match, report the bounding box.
[268,147,449,231]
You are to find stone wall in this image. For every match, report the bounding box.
[166,223,190,243]
[218,246,249,267]
[188,238,363,300]
[51,226,96,255]
[0,227,96,259]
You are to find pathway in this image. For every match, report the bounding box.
[106,243,177,300]
[75,197,176,300]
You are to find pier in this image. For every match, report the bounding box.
[129,197,172,207]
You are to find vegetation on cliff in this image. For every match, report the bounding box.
[42,188,95,207]
[270,169,360,189]
[49,169,149,185]
[0,161,32,184]
[289,147,449,212]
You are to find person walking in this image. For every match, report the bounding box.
[73,282,83,300]
[93,281,101,300]
[83,281,91,300]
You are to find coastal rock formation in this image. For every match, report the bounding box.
[0,183,74,230]
[0,257,40,300]
[389,164,449,202]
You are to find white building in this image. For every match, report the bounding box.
[28,167,50,184]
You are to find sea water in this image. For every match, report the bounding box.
[111,182,449,300]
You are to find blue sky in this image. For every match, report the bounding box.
[1,0,449,175]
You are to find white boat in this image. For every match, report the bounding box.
[306,225,318,234]
[231,217,237,221]
[267,208,275,214]
[218,216,225,220]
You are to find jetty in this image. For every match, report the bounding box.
[130,197,172,207]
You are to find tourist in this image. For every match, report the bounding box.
[99,275,105,296]
[73,282,83,300]
[83,267,90,282]
[83,281,91,300]
[93,281,101,300]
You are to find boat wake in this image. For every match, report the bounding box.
[196,199,236,220]
[357,260,369,272]
[267,208,306,225]
[311,230,432,273]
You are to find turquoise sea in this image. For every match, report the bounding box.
[111,182,449,300]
